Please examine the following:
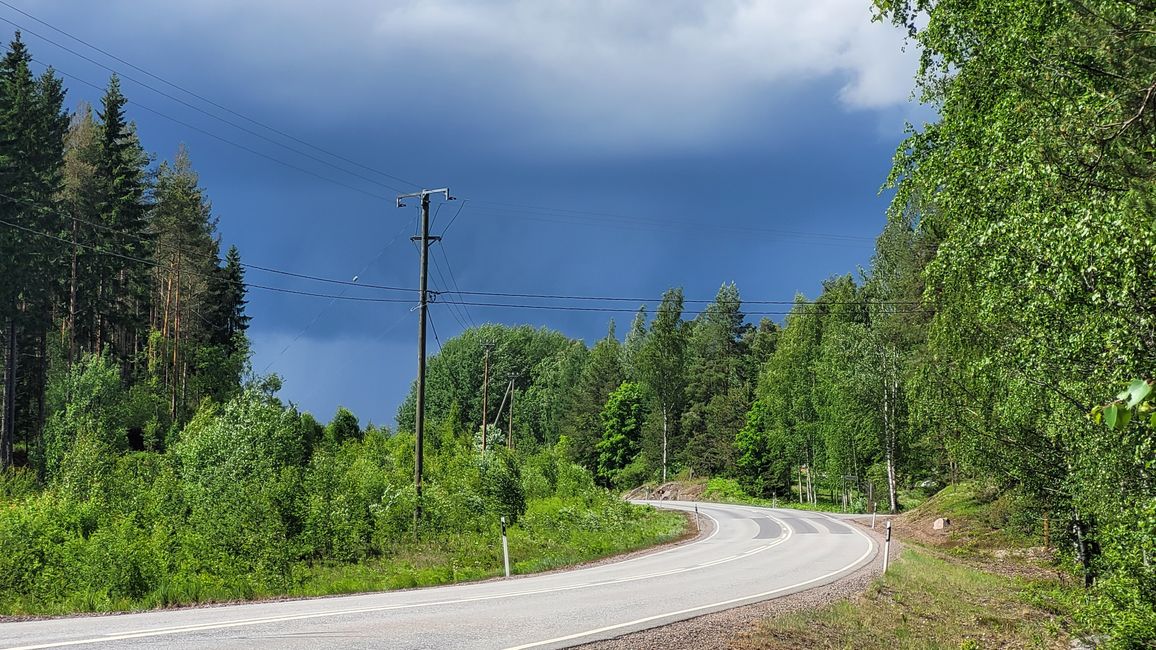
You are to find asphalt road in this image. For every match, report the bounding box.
[0,501,876,650]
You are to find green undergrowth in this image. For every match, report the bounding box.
[0,385,689,617]
[740,549,1074,650]
[287,499,686,597]
[0,492,685,617]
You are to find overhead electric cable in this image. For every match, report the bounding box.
[440,199,468,237]
[0,213,922,310]
[435,244,478,328]
[0,9,420,192]
[31,60,394,201]
[429,255,471,332]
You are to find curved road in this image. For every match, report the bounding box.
[0,502,875,650]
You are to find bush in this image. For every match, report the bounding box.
[42,354,129,481]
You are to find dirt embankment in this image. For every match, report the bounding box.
[623,480,709,502]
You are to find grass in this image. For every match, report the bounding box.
[896,482,1049,555]
[738,548,1074,650]
[287,504,688,598]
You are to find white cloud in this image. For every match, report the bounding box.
[38,0,919,149]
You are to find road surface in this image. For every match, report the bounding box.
[0,501,876,650]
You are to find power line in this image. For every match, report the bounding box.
[440,198,468,237]
[435,243,478,328]
[429,255,471,332]
[0,6,421,192]
[0,189,417,294]
[0,215,921,311]
[1,8,883,260]
[31,60,395,202]
[260,217,419,372]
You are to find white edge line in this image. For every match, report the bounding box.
[502,511,876,650]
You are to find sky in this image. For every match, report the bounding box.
[9,1,929,427]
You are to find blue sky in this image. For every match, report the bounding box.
[10,1,928,427]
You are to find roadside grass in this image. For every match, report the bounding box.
[739,548,1074,650]
[287,503,688,598]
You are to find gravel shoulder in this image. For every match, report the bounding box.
[575,518,895,650]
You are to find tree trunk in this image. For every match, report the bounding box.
[883,352,899,514]
[1,318,17,470]
[170,250,181,421]
[797,463,804,503]
[35,328,46,465]
[68,216,78,366]
[661,403,668,483]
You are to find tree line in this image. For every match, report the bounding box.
[0,33,250,473]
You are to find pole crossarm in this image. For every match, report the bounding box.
[396,188,453,208]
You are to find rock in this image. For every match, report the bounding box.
[933,517,951,530]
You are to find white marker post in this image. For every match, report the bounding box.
[694,504,700,531]
[882,521,892,574]
[501,516,511,578]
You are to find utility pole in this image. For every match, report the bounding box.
[396,188,452,535]
[507,374,516,451]
[481,342,493,451]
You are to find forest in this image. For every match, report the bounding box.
[1,0,1155,644]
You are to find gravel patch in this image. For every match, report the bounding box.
[574,519,898,650]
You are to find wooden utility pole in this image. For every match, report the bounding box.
[396,188,452,534]
[507,375,516,451]
[481,343,492,451]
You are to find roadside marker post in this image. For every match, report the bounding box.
[882,521,892,573]
[695,504,700,531]
[501,516,511,578]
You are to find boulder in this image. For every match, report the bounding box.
[933,517,951,531]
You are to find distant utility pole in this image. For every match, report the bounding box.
[396,187,453,535]
[507,374,517,451]
[481,342,493,451]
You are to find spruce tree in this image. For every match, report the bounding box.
[96,74,150,367]
[0,33,67,469]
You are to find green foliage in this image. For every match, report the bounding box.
[478,447,526,524]
[173,391,305,486]
[596,381,647,488]
[324,406,361,448]
[42,353,129,482]
[870,0,1156,642]
[734,399,792,497]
